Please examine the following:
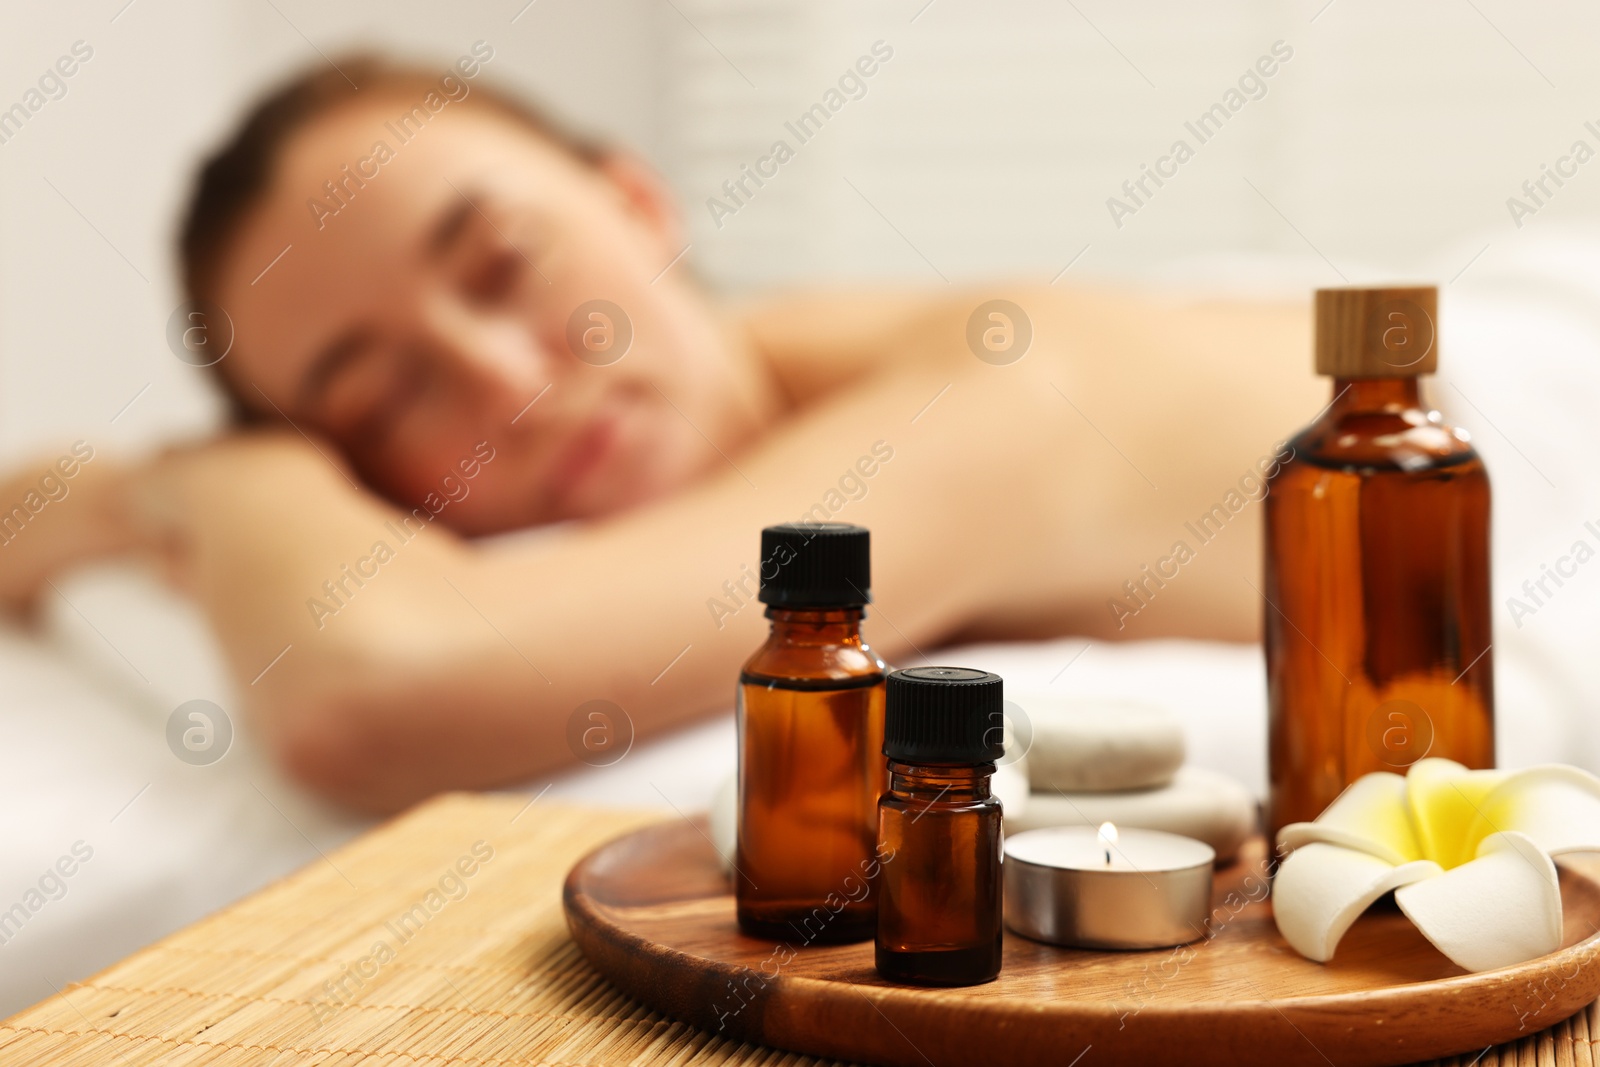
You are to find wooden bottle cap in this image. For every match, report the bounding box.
[1314,285,1437,377]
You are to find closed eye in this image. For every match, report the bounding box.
[463,245,524,305]
[448,194,549,303]
[318,345,426,443]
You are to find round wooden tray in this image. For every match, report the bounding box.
[563,819,1600,1067]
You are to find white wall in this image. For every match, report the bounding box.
[664,0,1600,288]
[4,0,1598,459]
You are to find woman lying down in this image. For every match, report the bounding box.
[0,56,1326,812]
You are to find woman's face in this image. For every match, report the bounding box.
[213,94,757,534]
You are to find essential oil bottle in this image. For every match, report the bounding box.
[736,523,887,943]
[1264,285,1494,840]
[876,666,1004,986]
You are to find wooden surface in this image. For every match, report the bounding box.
[1,793,1595,1066]
[567,819,1600,1067]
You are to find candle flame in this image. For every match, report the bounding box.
[1098,822,1117,866]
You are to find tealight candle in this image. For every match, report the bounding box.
[1004,823,1215,949]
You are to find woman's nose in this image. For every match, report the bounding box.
[420,293,551,403]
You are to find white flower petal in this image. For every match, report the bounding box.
[1395,831,1562,972]
[1405,757,1505,868]
[1277,771,1420,865]
[1272,843,1441,962]
[1466,765,1600,861]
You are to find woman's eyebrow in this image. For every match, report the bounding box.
[429,191,478,256]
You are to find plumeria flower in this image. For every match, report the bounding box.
[1273,758,1600,972]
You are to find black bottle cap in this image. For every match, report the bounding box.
[757,523,871,608]
[884,666,1005,764]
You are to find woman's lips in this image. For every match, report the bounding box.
[545,412,620,504]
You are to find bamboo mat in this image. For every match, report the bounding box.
[1,793,1594,1067]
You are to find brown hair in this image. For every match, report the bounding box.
[178,53,605,309]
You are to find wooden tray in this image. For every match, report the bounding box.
[564,819,1600,1067]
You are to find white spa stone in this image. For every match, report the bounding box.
[992,758,1030,819]
[1011,691,1186,793]
[708,752,1030,875]
[1005,766,1256,863]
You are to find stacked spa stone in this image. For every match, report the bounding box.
[995,694,1255,864]
[710,693,1255,869]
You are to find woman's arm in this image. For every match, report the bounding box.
[139,356,1057,813]
[77,285,1321,813]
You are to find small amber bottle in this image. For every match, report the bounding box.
[876,666,1004,986]
[736,523,887,943]
[1264,286,1494,840]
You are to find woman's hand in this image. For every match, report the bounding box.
[0,431,351,614]
[130,430,362,596]
[0,443,143,613]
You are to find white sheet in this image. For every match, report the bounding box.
[0,623,344,1012]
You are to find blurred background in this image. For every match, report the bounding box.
[3,0,1596,464]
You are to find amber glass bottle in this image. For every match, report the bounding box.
[1264,286,1494,841]
[737,523,887,943]
[876,667,1004,986]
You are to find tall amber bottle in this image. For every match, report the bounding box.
[736,523,887,943]
[1264,286,1494,841]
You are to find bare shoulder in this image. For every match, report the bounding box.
[732,286,947,353]
[735,283,1312,368]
